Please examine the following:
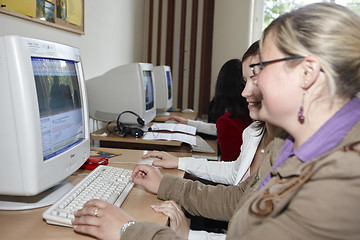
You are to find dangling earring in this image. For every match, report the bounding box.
[298,90,306,124]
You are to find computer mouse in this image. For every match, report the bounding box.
[137,157,162,165]
[182,108,194,113]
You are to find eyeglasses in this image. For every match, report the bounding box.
[249,56,304,76]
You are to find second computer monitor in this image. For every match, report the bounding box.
[87,63,156,125]
[153,65,173,116]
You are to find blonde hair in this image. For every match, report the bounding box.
[261,3,360,98]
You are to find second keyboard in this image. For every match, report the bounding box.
[43,165,134,227]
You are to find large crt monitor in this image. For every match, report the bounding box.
[87,63,156,125]
[0,36,90,210]
[153,65,173,116]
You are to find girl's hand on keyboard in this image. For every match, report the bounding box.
[141,151,179,168]
[73,199,134,240]
[131,164,163,194]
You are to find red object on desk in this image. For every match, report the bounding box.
[81,156,108,170]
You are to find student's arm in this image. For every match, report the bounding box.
[178,158,239,185]
[178,123,263,186]
[157,174,243,221]
[188,120,217,135]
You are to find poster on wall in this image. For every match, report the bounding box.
[57,0,66,20]
[0,0,84,34]
[66,0,82,26]
[36,0,55,23]
[0,0,36,17]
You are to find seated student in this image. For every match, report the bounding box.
[151,41,276,236]
[145,41,280,187]
[141,41,283,239]
[73,41,283,239]
[146,41,280,239]
[73,3,360,239]
[170,59,252,161]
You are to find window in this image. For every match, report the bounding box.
[264,0,360,28]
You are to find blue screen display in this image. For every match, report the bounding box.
[32,57,85,161]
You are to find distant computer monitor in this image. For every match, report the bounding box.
[153,65,173,116]
[0,36,90,210]
[87,63,156,125]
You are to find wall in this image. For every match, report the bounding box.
[0,0,146,81]
[0,0,146,132]
[211,0,254,99]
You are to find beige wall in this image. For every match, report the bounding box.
[211,0,254,99]
[0,0,146,81]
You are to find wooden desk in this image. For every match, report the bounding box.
[91,130,219,157]
[91,128,193,152]
[153,111,198,122]
[0,148,187,240]
[91,120,218,156]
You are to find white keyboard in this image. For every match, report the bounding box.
[43,165,134,227]
[191,135,216,153]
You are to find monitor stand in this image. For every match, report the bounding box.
[156,109,170,116]
[0,180,73,210]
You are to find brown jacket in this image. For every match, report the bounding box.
[123,122,360,239]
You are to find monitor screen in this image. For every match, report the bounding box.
[32,58,85,161]
[166,71,172,100]
[153,65,173,116]
[143,70,155,111]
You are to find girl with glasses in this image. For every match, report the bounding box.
[73,3,360,239]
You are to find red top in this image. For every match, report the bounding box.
[216,112,252,162]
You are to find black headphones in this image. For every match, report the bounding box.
[115,111,145,138]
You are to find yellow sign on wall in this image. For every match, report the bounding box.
[66,0,82,26]
[0,0,36,17]
[0,0,84,34]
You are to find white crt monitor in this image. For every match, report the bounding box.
[0,36,90,210]
[153,65,173,116]
[87,63,156,125]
